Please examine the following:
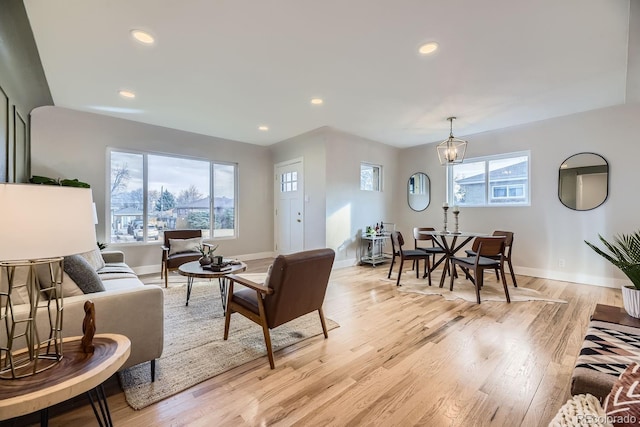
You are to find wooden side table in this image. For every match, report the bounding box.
[591,303,640,328]
[0,334,131,426]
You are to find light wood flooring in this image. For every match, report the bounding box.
[6,259,621,426]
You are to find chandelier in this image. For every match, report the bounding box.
[437,117,467,165]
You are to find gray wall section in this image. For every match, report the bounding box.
[30,106,273,268]
[0,0,52,182]
[627,0,640,103]
[0,0,52,113]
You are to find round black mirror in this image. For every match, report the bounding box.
[558,153,608,211]
[408,172,430,211]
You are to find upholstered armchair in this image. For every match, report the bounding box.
[224,248,335,369]
[161,229,205,288]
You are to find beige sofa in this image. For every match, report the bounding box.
[0,250,163,381]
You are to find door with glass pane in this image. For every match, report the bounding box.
[275,160,304,254]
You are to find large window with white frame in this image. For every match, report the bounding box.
[109,149,237,243]
[448,151,530,207]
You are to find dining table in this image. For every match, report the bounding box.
[419,230,488,287]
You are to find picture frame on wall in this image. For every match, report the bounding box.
[0,86,7,183]
[13,106,27,183]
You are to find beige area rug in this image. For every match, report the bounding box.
[118,277,339,410]
[383,271,567,303]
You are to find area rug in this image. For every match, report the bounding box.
[382,272,567,303]
[118,279,339,410]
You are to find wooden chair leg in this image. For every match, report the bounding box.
[500,266,511,303]
[508,258,517,287]
[415,259,420,278]
[475,268,483,304]
[396,258,405,286]
[163,264,168,288]
[257,294,275,369]
[223,282,235,340]
[318,307,329,338]
[387,254,396,279]
[426,257,431,287]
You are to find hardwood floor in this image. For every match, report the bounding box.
[7,260,621,426]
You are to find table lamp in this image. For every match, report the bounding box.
[0,183,97,379]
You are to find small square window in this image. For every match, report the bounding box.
[361,163,382,191]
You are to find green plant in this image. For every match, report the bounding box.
[196,243,218,257]
[585,231,640,289]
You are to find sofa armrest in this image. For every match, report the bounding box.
[101,250,125,264]
[59,285,164,369]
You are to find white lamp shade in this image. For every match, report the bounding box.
[0,184,97,261]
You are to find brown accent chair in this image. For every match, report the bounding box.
[450,236,509,304]
[161,229,203,288]
[388,231,433,287]
[465,230,517,287]
[224,248,335,369]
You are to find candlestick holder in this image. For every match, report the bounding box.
[442,206,449,232]
[453,210,460,234]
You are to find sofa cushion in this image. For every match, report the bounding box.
[35,263,85,298]
[97,262,137,281]
[79,247,106,271]
[0,265,31,305]
[64,255,105,294]
[603,363,640,427]
[168,237,201,256]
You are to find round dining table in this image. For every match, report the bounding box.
[419,230,488,287]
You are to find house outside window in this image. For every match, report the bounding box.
[109,149,237,243]
[448,151,530,207]
[361,162,382,191]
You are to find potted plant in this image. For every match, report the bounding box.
[585,231,640,318]
[196,243,218,266]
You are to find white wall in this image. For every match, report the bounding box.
[30,106,274,271]
[270,127,328,251]
[325,129,398,265]
[396,103,640,288]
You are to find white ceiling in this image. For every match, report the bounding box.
[23,0,631,148]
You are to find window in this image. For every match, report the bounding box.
[280,171,298,192]
[361,163,382,191]
[448,151,530,206]
[109,149,237,243]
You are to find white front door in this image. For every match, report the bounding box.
[275,160,304,254]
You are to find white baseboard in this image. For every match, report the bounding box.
[515,266,624,289]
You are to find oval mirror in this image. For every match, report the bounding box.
[558,153,608,211]
[408,172,430,211]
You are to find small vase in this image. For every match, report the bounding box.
[622,285,640,318]
[199,255,212,266]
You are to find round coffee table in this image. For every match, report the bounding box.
[178,260,247,311]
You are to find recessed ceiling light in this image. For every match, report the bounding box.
[131,29,155,45]
[418,42,439,55]
[118,90,136,99]
[258,125,269,131]
[310,98,323,105]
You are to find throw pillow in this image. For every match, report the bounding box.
[63,255,105,294]
[168,237,202,256]
[603,363,640,427]
[79,247,106,271]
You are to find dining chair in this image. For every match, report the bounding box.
[465,230,517,287]
[413,227,447,275]
[388,231,433,286]
[450,236,510,304]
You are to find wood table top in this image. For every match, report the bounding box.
[178,260,247,278]
[0,333,130,421]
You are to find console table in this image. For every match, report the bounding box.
[0,334,131,426]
